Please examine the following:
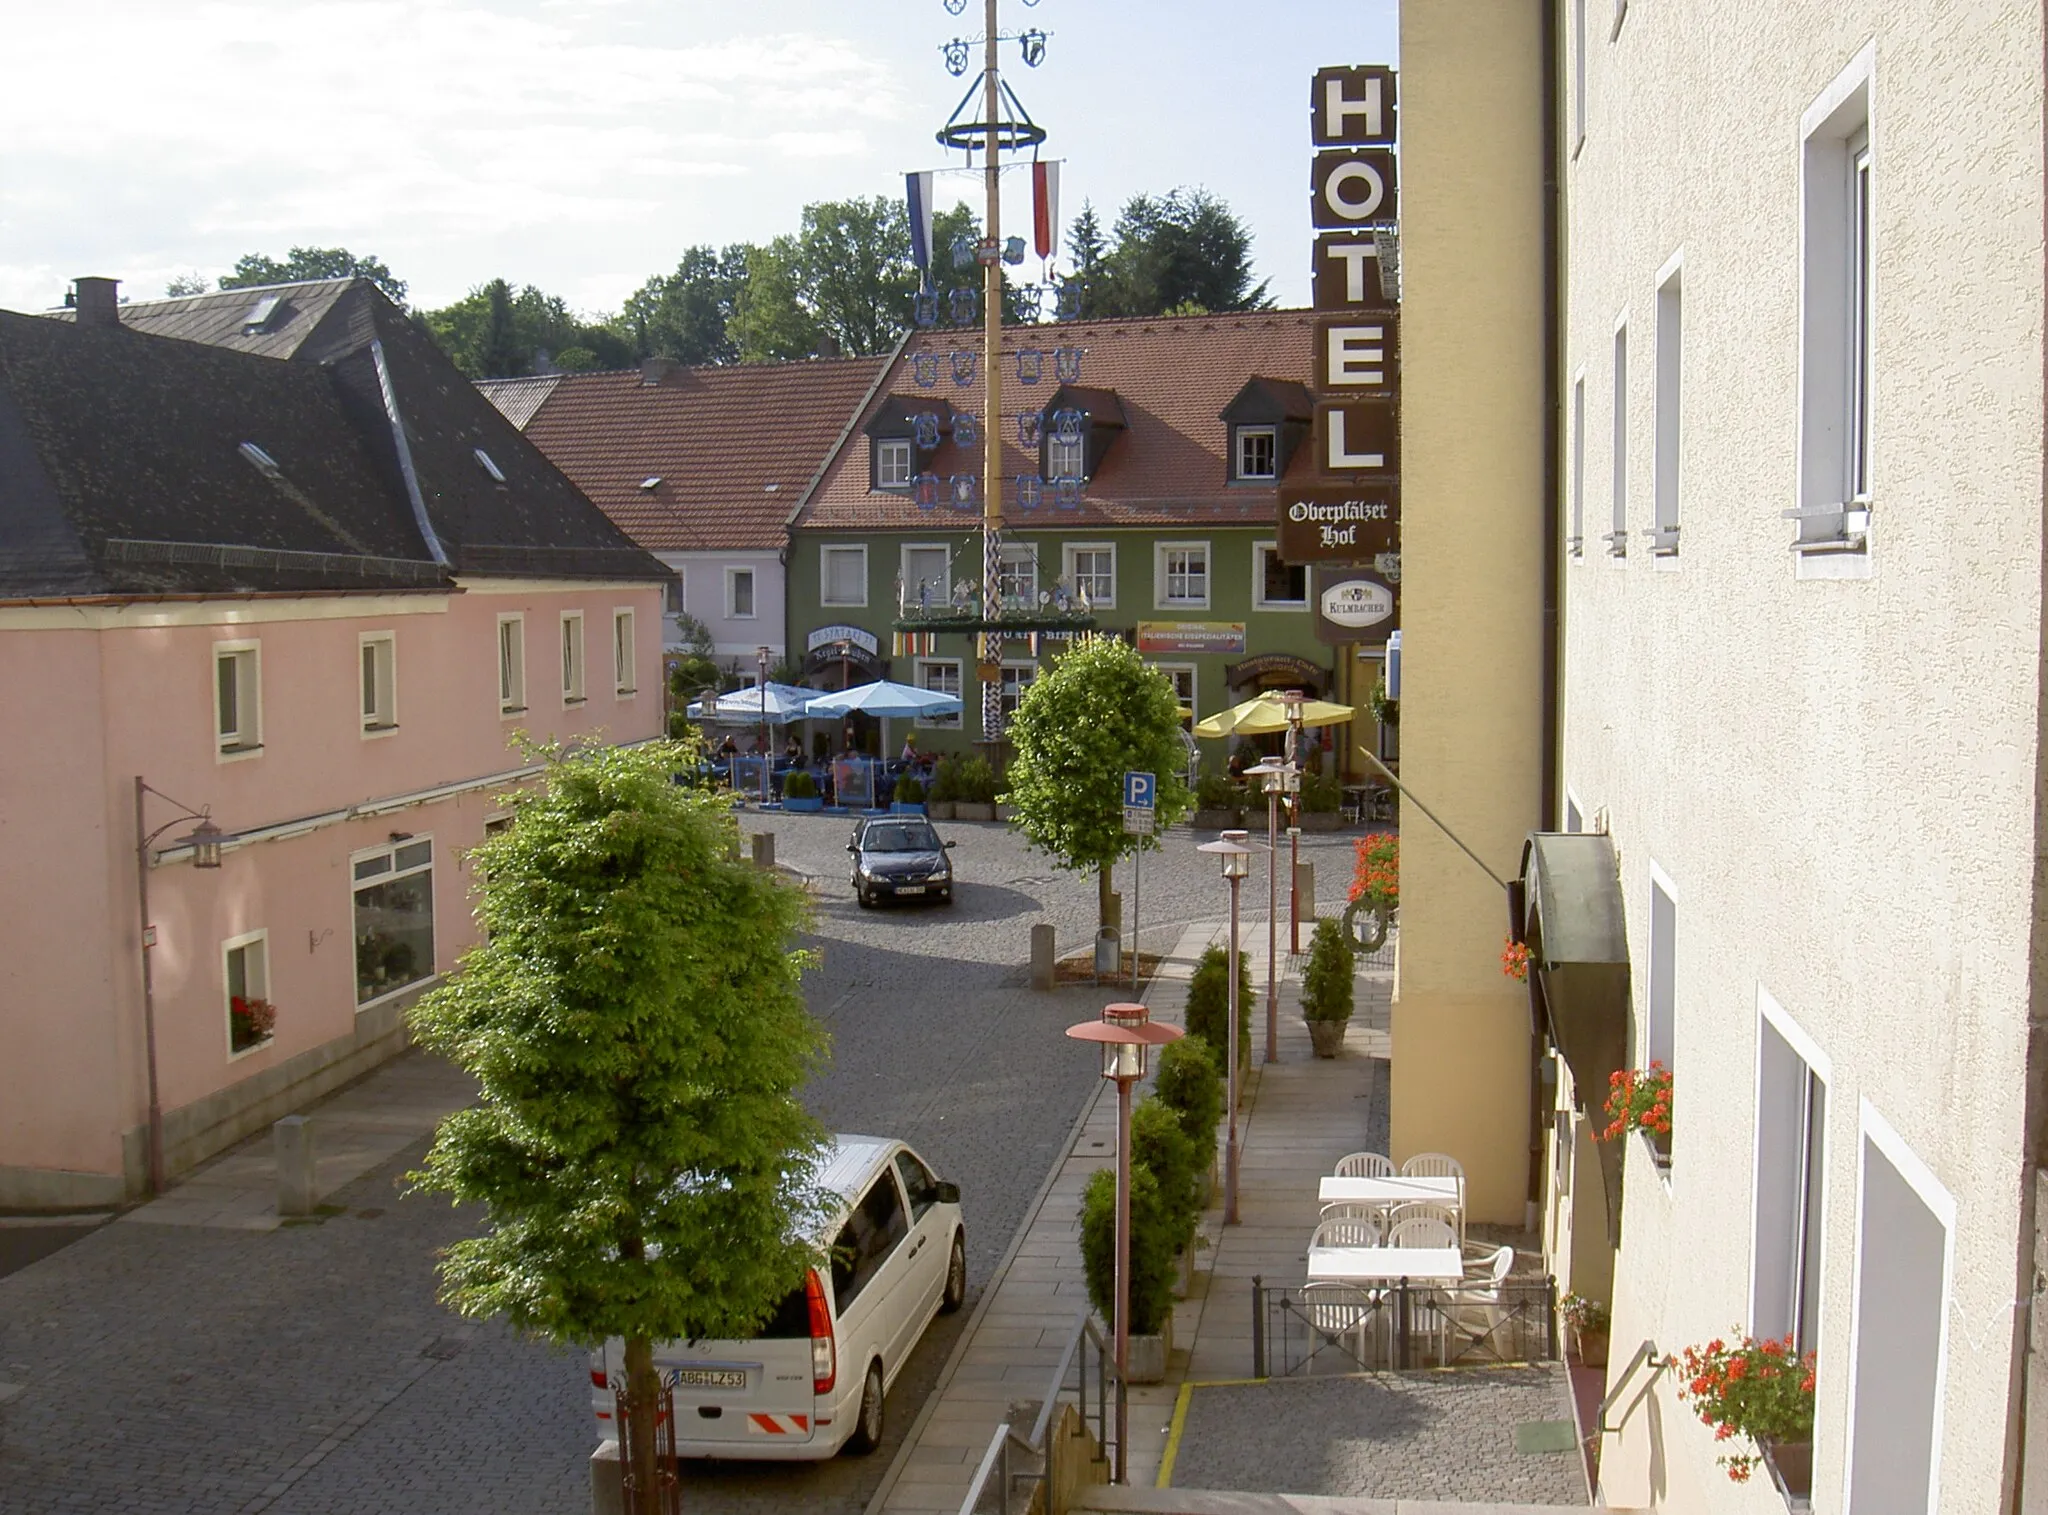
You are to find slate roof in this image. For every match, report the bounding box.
[0,285,670,599]
[799,310,1319,532]
[502,353,892,552]
[44,279,359,361]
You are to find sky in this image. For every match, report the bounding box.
[0,0,1398,320]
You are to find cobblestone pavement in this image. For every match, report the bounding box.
[1167,1367,1585,1504]
[0,814,1371,1515]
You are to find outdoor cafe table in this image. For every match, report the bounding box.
[1305,1245,1465,1286]
[1317,1174,1463,1208]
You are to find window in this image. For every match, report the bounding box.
[612,609,636,697]
[353,838,435,1005]
[1795,48,1875,557]
[830,1173,911,1311]
[998,543,1037,607]
[664,577,685,615]
[902,545,951,608]
[1048,432,1085,481]
[822,545,868,608]
[895,1151,943,1220]
[1652,262,1682,556]
[224,931,272,1055]
[1569,373,1586,558]
[998,663,1037,720]
[214,641,261,757]
[560,612,586,704]
[1644,866,1676,1158]
[1150,664,1196,728]
[1254,543,1307,609]
[1064,544,1115,607]
[1235,425,1278,480]
[1157,542,1210,608]
[1847,1104,1951,1514]
[360,633,396,734]
[915,659,962,729]
[875,437,913,489]
[497,614,526,715]
[1608,321,1628,557]
[726,567,756,620]
[1753,994,1827,1353]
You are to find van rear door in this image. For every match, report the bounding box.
[601,1286,821,1453]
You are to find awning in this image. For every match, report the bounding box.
[1518,831,1631,1247]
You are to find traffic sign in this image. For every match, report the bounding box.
[1122,807,1155,835]
[1123,771,1156,810]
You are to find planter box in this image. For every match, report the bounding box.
[890,802,926,816]
[1191,808,1241,830]
[1297,810,1345,832]
[1764,1441,1813,1513]
[782,795,823,813]
[1125,1308,1173,1384]
[926,801,956,820]
[1306,1018,1348,1058]
[995,802,1017,821]
[954,801,996,822]
[1573,1327,1610,1369]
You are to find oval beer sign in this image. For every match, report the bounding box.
[1320,579,1394,629]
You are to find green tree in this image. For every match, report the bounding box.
[796,195,918,356]
[422,279,634,379]
[164,272,208,298]
[1065,201,1108,316]
[729,236,823,362]
[1001,635,1194,935]
[219,246,408,304]
[622,244,752,365]
[1091,190,1271,318]
[405,739,831,1515]
[1185,943,1253,1074]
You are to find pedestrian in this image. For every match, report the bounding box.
[901,733,918,763]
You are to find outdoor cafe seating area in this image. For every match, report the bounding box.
[686,677,960,811]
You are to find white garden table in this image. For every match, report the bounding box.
[1305,1245,1465,1286]
[1317,1174,1463,1207]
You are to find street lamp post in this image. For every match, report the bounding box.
[1283,692,1306,954]
[133,777,226,1196]
[1065,1001,1183,1486]
[1244,760,1291,1065]
[756,645,771,805]
[1197,830,1256,1225]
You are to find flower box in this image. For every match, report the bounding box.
[1191,808,1241,830]
[1306,1019,1347,1057]
[1764,1440,1813,1512]
[783,795,824,813]
[1125,1307,1172,1384]
[926,800,956,820]
[890,802,926,816]
[954,802,996,822]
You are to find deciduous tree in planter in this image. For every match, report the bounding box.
[1299,916,1356,1058]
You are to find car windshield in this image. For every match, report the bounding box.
[862,823,939,853]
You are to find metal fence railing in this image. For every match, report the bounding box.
[956,1312,1120,1515]
[1252,1274,1559,1377]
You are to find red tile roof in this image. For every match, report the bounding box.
[799,310,1319,531]
[511,354,891,552]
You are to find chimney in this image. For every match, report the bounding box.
[640,356,676,387]
[813,333,841,359]
[72,277,121,328]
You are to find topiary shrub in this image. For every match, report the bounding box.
[1154,1034,1224,1160]
[1194,770,1235,811]
[1184,943,1252,1072]
[955,754,999,804]
[1131,1095,1202,1255]
[927,757,961,803]
[1300,770,1342,815]
[783,769,818,800]
[894,776,925,805]
[1300,916,1356,1024]
[1079,1166,1177,1336]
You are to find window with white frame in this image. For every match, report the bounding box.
[214,641,261,756]
[1609,321,1628,557]
[1645,867,1676,1156]
[1157,542,1210,608]
[875,437,913,489]
[902,545,951,608]
[1235,426,1278,480]
[1047,432,1085,481]
[1570,373,1586,558]
[1795,50,1874,554]
[353,837,436,1005]
[1254,543,1307,609]
[497,614,526,715]
[998,543,1038,607]
[1847,1107,1951,1513]
[726,567,756,620]
[360,633,396,733]
[1064,543,1115,606]
[224,930,273,1054]
[1150,663,1196,728]
[822,545,868,607]
[1652,262,1682,556]
[612,609,636,697]
[915,658,962,729]
[560,612,586,704]
[1753,997,1827,1353]
[997,662,1037,720]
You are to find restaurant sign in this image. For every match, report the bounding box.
[1277,483,1398,564]
[1136,622,1247,656]
[807,624,880,657]
[1313,565,1398,648]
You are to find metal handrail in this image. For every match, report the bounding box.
[1598,1339,1669,1434]
[955,1312,1123,1514]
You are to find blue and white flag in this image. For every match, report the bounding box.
[907,172,936,282]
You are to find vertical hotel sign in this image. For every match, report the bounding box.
[1278,65,1400,567]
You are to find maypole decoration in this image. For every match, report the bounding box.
[893,0,1094,743]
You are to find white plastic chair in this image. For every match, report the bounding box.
[1386,1215,1457,1250]
[1318,1200,1384,1223]
[1335,1151,1397,1178]
[1310,1215,1382,1250]
[1298,1282,1379,1369]
[1432,1245,1518,1363]
[1386,1201,1460,1236]
[1401,1152,1466,1181]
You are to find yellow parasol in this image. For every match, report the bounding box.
[1193,691,1355,738]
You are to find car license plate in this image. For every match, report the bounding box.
[895,885,925,895]
[669,1368,747,1389]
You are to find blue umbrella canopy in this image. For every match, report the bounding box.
[801,679,963,719]
[686,682,817,725]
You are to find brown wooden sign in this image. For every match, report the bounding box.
[1312,564,1398,647]
[1314,315,1397,395]
[1312,235,1395,312]
[1312,149,1398,229]
[1311,65,1398,147]
[1315,399,1398,475]
[1278,482,1398,564]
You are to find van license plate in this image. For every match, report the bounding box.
[670,1368,746,1389]
[895,885,925,895]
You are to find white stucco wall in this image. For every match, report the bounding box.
[661,550,785,664]
[1559,1,2043,1510]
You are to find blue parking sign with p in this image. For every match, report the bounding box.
[1124,771,1155,809]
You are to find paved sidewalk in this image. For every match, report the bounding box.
[117,1051,475,1231]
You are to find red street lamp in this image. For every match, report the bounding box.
[1243,759,1294,1066]
[1196,830,1257,1226]
[1065,1000,1182,1485]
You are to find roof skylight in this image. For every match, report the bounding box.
[238,442,282,476]
[473,448,507,483]
[240,295,283,333]
[639,476,663,491]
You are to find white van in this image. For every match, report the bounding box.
[590,1135,966,1460]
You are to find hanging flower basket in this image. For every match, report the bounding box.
[1674,1333,1816,1489]
[1599,1063,1671,1145]
[1501,938,1531,981]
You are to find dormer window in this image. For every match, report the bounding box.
[1036,384,1128,484]
[1236,426,1278,480]
[877,438,914,489]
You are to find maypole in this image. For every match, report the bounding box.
[977,0,1005,742]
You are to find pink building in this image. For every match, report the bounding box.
[0,279,670,1207]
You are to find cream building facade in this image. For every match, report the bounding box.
[1548,0,2047,1510]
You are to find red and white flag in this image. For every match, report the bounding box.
[1033,161,1060,263]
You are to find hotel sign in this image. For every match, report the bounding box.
[1279,485,1398,564]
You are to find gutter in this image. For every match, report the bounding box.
[371,338,452,568]
[1540,0,1564,836]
